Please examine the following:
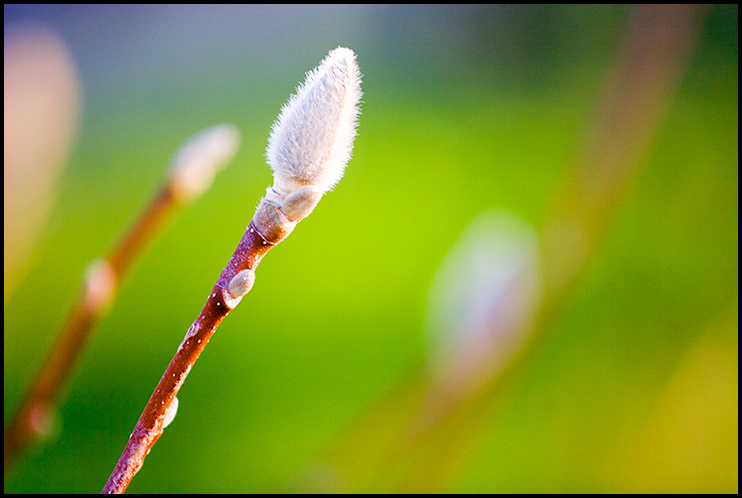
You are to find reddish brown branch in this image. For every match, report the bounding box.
[101,200,293,493]
[102,48,361,493]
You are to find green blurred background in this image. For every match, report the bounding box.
[4,5,737,493]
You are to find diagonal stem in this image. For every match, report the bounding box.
[102,199,293,494]
[5,124,239,475]
[4,184,178,472]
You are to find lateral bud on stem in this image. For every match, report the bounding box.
[82,259,117,313]
[281,185,323,221]
[223,269,256,309]
[161,396,179,429]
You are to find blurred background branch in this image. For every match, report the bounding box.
[292,5,717,493]
[4,121,239,473]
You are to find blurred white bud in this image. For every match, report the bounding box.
[82,259,117,314]
[426,211,541,393]
[170,124,241,203]
[266,47,362,196]
[4,24,80,294]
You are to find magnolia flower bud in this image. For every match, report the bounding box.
[170,124,241,203]
[266,47,362,196]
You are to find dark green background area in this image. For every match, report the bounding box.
[4,5,737,493]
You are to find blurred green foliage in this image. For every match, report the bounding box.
[4,5,737,493]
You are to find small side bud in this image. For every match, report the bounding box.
[281,186,323,221]
[82,259,116,313]
[223,269,256,309]
[29,400,59,439]
[162,396,179,429]
[228,269,256,298]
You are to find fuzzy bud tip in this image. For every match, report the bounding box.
[266,47,362,196]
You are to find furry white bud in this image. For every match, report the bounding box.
[170,124,241,203]
[266,47,362,196]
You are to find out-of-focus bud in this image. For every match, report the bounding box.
[426,210,541,394]
[4,24,80,293]
[170,124,241,203]
[265,47,362,196]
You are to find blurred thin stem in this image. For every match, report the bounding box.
[393,4,707,492]
[4,124,239,475]
[6,178,183,473]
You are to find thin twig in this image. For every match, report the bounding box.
[101,200,289,493]
[102,47,362,494]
